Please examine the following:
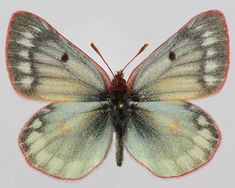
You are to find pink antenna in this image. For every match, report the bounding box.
[91,42,114,77]
[122,43,148,72]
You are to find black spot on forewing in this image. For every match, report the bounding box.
[169,51,176,61]
[61,52,69,62]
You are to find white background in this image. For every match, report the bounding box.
[0,0,234,187]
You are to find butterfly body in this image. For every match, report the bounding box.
[109,71,129,166]
[6,10,229,179]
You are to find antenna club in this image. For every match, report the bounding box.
[140,43,148,53]
[90,42,114,77]
[91,42,101,56]
[91,42,98,51]
[122,43,149,72]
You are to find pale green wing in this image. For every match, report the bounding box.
[128,10,229,101]
[19,102,113,179]
[125,101,220,177]
[7,11,110,102]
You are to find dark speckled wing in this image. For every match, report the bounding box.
[125,101,220,177]
[7,11,111,102]
[7,11,114,180]
[19,102,113,179]
[128,10,229,101]
[125,11,226,177]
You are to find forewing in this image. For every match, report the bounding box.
[7,11,110,102]
[19,102,113,179]
[128,10,229,101]
[125,101,220,177]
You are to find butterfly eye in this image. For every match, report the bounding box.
[169,51,176,61]
[61,52,69,62]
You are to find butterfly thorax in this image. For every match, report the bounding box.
[109,71,129,166]
[109,71,128,108]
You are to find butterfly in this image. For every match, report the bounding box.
[6,10,229,179]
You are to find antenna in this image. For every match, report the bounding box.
[122,43,148,72]
[91,42,114,77]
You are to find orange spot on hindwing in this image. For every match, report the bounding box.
[169,120,181,133]
[59,123,71,134]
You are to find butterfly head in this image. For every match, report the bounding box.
[109,71,128,105]
[115,70,124,79]
[110,71,127,94]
